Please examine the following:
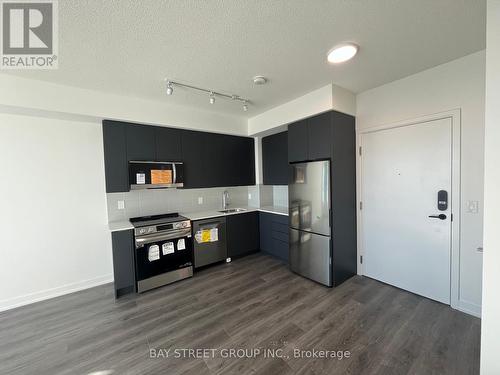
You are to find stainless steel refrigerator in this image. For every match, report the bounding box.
[289,160,332,286]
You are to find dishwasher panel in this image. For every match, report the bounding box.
[193,217,227,268]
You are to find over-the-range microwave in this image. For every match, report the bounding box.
[129,161,184,190]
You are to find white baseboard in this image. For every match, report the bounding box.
[456,299,482,318]
[0,274,114,312]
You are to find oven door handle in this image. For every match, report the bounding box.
[135,228,192,248]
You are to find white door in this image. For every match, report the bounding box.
[361,118,452,304]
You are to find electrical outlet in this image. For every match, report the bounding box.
[466,200,479,214]
[117,200,125,210]
[248,193,252,200]
[198,197,203,205]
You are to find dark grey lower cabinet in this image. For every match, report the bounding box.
[111,230,136,298]
[259,212,289,262]
[227,212,260,258]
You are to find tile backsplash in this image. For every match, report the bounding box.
[107,186,247,222]
[106,185,289,222]
[247,184,273,207]
[273,185,289,207]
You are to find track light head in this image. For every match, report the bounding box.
[166,81,173,95]
[209,92,215,104]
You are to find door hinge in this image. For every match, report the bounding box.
[359,201,363,210]
[360,255,363,264]
[359,146,362,156]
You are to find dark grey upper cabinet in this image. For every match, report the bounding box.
[231,136,255,186]
[308,112,332,161]
[182,131,255,189]
[103,120,255,192]
[288,119,308,163]
[262,131,288,185]
[126,124,156,161]
[287,111,341,162]
[223,135,241,187]
[205,132,227,187]
[155,127,183,161]
[127,123,182,162]
[181,130,207,189]
[102,121,128,193]
[227,212,260,258]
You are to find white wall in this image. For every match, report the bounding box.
[481,1,500,373]
[0,72,250,311]
[0,113,112,311]
[356,51,486,316]
[248,84,356,136]
[0,74,248,136]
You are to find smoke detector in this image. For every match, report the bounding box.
[253,76,267,85]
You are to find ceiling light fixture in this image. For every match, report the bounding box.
[164,79,251,111]
[166,81,173,95]
[327,43,359,64]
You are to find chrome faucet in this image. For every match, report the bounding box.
[222,190,230,209]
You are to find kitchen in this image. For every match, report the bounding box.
[0,1,498,374]
[105,108,356,296]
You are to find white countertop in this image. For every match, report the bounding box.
[181,206,258,221]
[108,205,288,232]
[108,220,134,232]
[258,205,289,216]
[182,205,289,221]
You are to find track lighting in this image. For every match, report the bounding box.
[164,79,251,111]
[166,81,173,95]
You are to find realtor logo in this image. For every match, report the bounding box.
[1,0,58,69]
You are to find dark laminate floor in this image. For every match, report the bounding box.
[0,253,480,375]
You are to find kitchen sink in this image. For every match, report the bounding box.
[218,208,247,214]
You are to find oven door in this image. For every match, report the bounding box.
[135,232,193,283]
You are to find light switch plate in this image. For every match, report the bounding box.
[248,193,252,200]
[466,200,479,214]
[198,197,203,205]
[117,200,125,210]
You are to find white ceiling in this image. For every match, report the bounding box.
[5,0,486,118]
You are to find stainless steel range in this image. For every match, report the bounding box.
[130,213,193,293]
